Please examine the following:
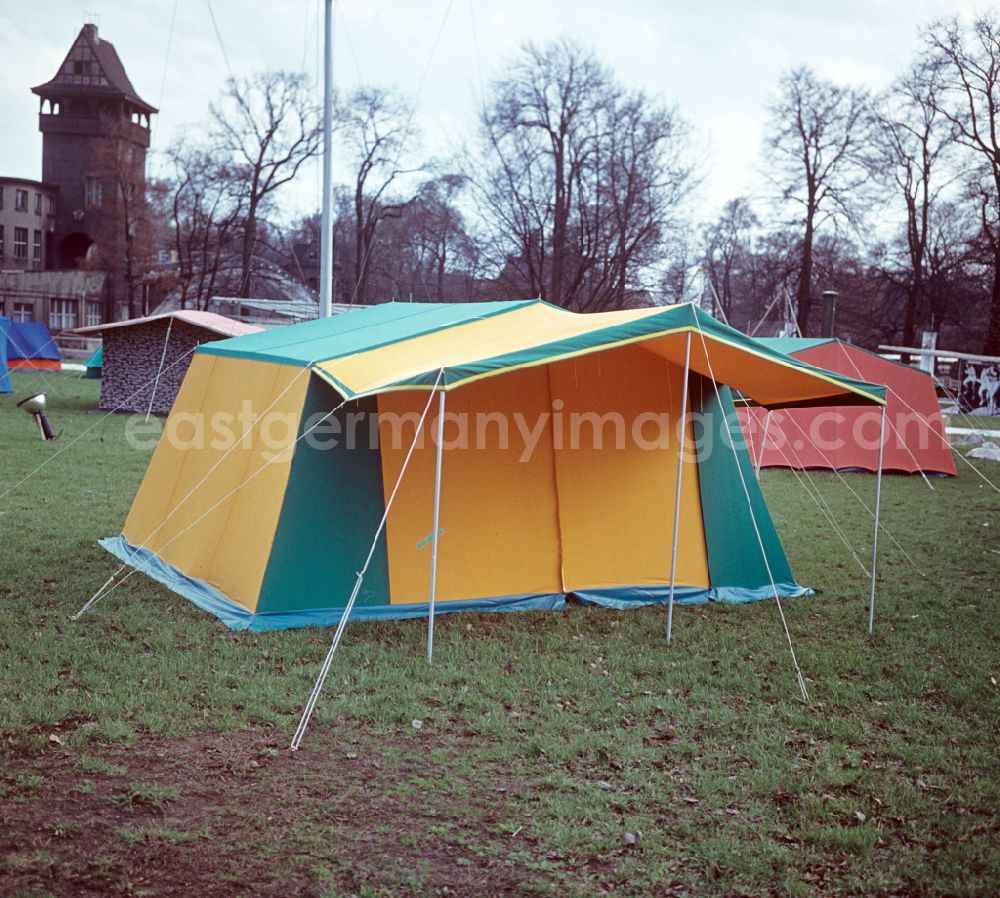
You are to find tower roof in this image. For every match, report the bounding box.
[31,23,157,114]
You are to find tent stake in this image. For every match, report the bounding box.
[666,331,692,646]
[427,388,446,663]
[755,410,771,478]
[868,406,886,635]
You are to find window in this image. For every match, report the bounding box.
[0,225,4,258]
[84,177,102,208]
[34,192,42,214]
[13,227,28,259]
[33,230,42,262]
[49,298,78,330]
[46,196,55,216]
[85,301,102,327]
[13,303,33,323]
[0,187,4,210]
[15,189,28,212]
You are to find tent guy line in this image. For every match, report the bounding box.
[72,366,343,621]
[693,316,811,704]
[777,412,928,580]
[145,315,175,422]
[767,435,872,579]
[834,343,934,491]
[928,376,1000,495]
[72,364,316,619]
[0,341,202,508]
[290,369,445,752]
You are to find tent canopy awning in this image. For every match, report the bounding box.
[202,301,887,410]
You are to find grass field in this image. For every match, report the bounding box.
[1,370,998,898]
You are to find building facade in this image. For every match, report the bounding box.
[31,22,156,274]
[0,22,156,345]
[0,178,58,271]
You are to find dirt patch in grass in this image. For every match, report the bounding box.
[0,726,558,898]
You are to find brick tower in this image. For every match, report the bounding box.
[31,23,156,277]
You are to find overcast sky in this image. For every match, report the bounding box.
[0,0,983,224]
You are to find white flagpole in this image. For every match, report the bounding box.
[319,0,334,318]
[666,331,692,645]
[427,388,446,662]
[868,406,886,635]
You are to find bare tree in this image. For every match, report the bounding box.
[90,114,155,318]
[927,15,1000,353]
[166,144,246,309]
[342,87,420,304]
[210,72,321,298]
[765,67,869,336]
[472,39,695,311]
[871,57,955,358]
[702,197,759,321]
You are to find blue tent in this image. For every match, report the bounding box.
[0,317,11,393]
[6,321,61,371]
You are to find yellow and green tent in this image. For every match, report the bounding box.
[100,300,886,630]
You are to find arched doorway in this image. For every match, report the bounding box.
[59,232,93,269]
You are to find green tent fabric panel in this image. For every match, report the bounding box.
[691,376,794,589]
[200,300,535,366]
[255,377,390,613]
[755,337,834,355]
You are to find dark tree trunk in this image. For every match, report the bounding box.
[239,201,257,298]
[796,211,815,336]
[551,140,567,306]
[987,261,1000,355]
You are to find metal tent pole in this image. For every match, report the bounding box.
[427,388,446,663]
[755,410,771,478]
[868,406,886,635]
[318,0,334,318]
[290,374,442,751]
[666,331,692,645]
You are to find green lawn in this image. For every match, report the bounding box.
[1,371,998,898]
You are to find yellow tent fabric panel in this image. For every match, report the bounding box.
[315,302,668,397]
[378,365,564,604]
[548,345,710,592]
[311,302,880,409]
[122,355,309,612]
[637,332,871,410]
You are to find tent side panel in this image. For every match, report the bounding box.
[693,378,796,591]
[255,382,390,615]
[120,354,308,613]
[6,322,61,366]
[826,343,956,476]
[742,343,956,476]
[378,365,563,605]
[549,345,710,592]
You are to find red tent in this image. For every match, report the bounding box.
[740,338,957,477]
